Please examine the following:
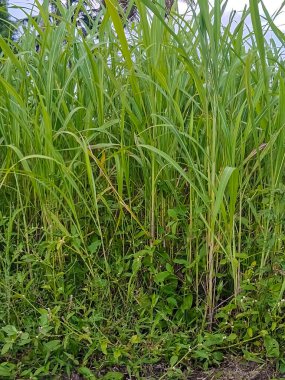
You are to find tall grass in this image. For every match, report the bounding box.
[0,0,285,376]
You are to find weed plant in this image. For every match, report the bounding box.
[0,0,285,378]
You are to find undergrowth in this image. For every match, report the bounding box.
[0,0,285,378]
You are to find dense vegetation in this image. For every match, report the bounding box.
[0,0,11,39]
[0,0,284,378]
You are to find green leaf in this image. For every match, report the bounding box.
[132,257,141,273]
[130,335,141,344]
[168,208,178,219]
[154,271,170,284]
[43,340,61,353]
[173,259,188,265]
[228,333,237,342]
[0,362,16,377]
[170,355,178,367]
[0,36,25,72]
[104,0,132,71]
[212,167,236,224]
[247,328,253,338]
[2,325,17,336]
[181,294,193,311]
[193,349,209,360]
[213,351,223,362]
[279,359,285,374]
[113,348,122,361]
[167,297,178,307]
[204,333,224,347]
[78,367,96,379]
[264,335,280,358]
[249,0,267,83]
[20,332,29,340]
[166,263,173,273]
[243,350,264,364]
[100,341,108,355]
[0,75,24,107]
[1,342,13,355]
[235,253,249,260]
[88,240,101,254]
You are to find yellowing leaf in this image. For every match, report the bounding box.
[100,341,108,355]
[130,335,141,344]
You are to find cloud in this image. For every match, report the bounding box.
[8,0,39,20]
[7,0,285,32]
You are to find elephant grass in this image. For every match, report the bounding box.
[0,0,285,377]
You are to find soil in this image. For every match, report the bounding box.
[63,357,285,379]
[185,357,283,380]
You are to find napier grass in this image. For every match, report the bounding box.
[0,0,285,378]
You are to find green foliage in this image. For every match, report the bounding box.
[0,0,285,377]
[0,1,11,39]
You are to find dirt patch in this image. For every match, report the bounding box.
[186,357,283,380]
[63,357,285,379]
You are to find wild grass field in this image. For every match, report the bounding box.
[0,0,285,378]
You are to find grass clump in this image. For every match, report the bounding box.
[0,0,285,378]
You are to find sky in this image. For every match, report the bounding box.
[7,0,285,32]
